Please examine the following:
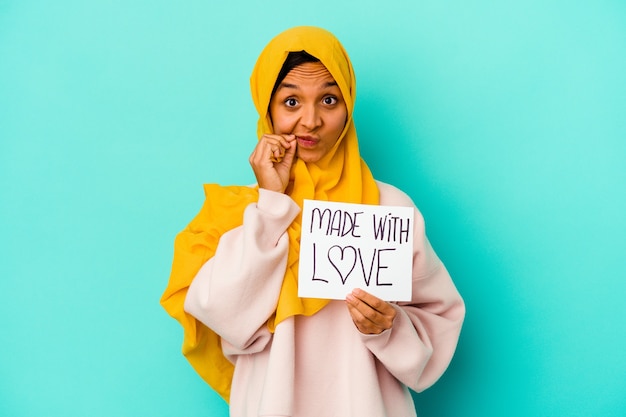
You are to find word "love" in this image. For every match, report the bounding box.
[310,243,396,287]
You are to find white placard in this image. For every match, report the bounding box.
[298,199,414,301]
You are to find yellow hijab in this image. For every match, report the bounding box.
[160,26,379,402]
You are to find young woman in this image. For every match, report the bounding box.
[161,26,465,417]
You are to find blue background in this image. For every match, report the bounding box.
[1,1,624,416]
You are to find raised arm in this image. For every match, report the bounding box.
[184,189,300,351]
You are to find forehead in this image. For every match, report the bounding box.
[281,62,337,85]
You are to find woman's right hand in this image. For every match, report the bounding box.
[249,134,297,193]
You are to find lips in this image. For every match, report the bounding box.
[296,135,319,148]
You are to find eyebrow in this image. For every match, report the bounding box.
[277,81,338,91]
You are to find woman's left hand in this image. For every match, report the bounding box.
[345,288,397,335]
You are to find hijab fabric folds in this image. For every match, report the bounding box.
[161,26,379,402]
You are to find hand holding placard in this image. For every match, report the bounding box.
[298,200,414,301]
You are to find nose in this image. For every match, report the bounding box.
[299,104,322,130]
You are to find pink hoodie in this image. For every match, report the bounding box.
[184,181,465,417]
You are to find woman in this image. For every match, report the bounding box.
[161,26,465,417]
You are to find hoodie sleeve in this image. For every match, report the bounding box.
[184,189,300,352]
[360,181,465,392]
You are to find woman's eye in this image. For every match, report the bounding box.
[323,96,338,105]
[284,98,298,107]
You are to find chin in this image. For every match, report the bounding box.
[296,150,321,164]
[298,156,322,164]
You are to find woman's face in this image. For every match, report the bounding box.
[269,62,348,163]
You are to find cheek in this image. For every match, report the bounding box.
[329,109,348,136]
[270,109,295,134]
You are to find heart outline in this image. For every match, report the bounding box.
[327,245,357,284]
